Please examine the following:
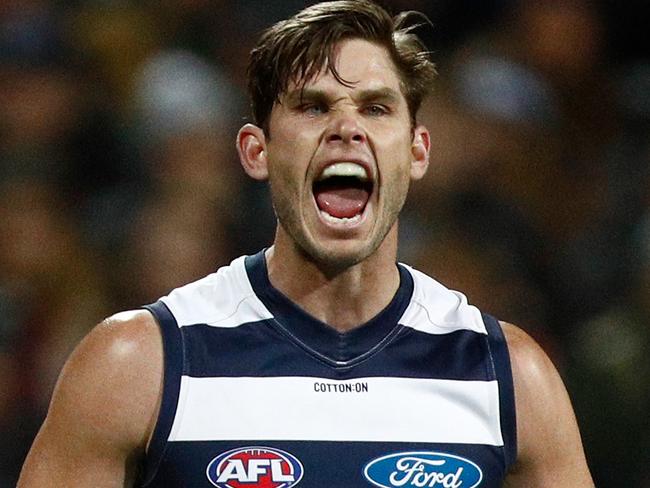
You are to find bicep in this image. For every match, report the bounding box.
[18,421,138,487]
[503,323,594,487]
[18,311,163,488]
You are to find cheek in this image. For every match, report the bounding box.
[377,136,414,179]
[267,153,307,206]
[267,135,318,187]
[268,161,296,194]
[375,125,411,152]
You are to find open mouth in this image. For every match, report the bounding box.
[312,162,373,223]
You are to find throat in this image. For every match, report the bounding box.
[266,246,402,333]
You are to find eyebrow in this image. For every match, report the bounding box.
[284,88,330,105]
[284,87,402,106]
[355,87,401,105]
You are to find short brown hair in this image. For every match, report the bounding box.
[247,0,436,132]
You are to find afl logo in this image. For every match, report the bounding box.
[206,446,304,488]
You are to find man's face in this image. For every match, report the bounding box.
[264,38,429,268]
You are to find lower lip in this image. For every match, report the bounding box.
[320,210,363,225]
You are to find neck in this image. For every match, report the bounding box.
[266,227,400,333]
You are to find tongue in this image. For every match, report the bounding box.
[315,186,370,219]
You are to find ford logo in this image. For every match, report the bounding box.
[364,451,483,488]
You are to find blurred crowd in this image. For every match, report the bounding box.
[0,0,648,486]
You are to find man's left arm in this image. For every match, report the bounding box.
[502,322,594,487]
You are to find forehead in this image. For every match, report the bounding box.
[286,38,404,97]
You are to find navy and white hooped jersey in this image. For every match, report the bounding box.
[138,250,516,487]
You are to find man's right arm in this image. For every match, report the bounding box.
[17,310,163,488]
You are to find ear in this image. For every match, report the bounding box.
[237,123,269,181]
[410,125,430,180]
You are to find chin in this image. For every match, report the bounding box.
[300,238,378,271]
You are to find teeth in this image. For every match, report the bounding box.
[319,162,368,181]
[320,210,362,224]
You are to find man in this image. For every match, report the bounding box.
[19,1,593,486]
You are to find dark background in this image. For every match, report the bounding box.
[1,0,649,485]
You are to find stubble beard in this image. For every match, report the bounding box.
[270,174,409,274]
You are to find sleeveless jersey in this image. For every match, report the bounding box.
[138,250,516,487]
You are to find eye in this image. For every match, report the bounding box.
[364,104,389,116]
[301,103,327,116]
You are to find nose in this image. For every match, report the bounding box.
[325,112,366,145]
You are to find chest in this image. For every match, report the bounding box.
[144,327,508,487]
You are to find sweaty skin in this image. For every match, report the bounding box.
[18,39,594,487]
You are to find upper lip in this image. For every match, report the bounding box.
[313,157,375,183]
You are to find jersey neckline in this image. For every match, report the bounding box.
[244,249,414,367]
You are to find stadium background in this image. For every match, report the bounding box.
[0,0,648,485]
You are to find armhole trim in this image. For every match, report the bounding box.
[139,301,184,486]
[482,313,518,471]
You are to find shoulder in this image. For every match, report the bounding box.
[500,322,593,485]
[500,322,565,434]
[46,309,163,451]
[501,322,555,383]
[18,310,164,486]
[500,322,576,424]
[500,321,568,433]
